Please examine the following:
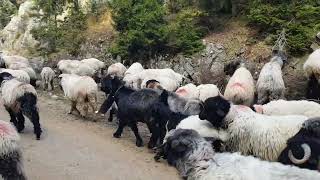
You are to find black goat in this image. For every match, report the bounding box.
[98,75,165,148]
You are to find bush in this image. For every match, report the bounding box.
[248,0,320,55]
[0,0,17,29]
[109,0,168,62]
[167,8,205,55]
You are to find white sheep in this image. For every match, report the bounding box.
[253,99,320,118]
[0,69,30,83]
[175,83,199,99]
[40,67,55,91]
[124,68,184,90]
[57,60,96,77]
[0,120,26,179]
[59,74,98,117]
[124,62,144,77]
[196,84,221,102]
[141,76,180,91]
[165,115,229,143]
[303,49,320,79]
[0,72,42,140]
[0,54,29,68]
[81,58,105,72]
[257,55,285,104]
[224,66,255,106]
[107,62,127,78]
[162,129,320,180]
[199,96,310,162]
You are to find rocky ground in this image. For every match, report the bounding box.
[0,91,179,180]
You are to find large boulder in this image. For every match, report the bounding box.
[0,0,40,55]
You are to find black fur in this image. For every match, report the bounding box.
[0,72,14,84]
[5,92,42,140]
[199,96,231,129]
[306,74,320,100]
[0,150,26,180]
[99,76,167,148]
[224,61,241,76]
[278,118,320,171]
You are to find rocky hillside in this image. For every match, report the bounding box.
[0,0,319,99]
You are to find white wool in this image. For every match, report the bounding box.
[0,69,30,83]
[256,59,285,103]
[124,62,144,77]
[8,61,30,70]
[171,115,229,142]
[0,120,20,156]
[107,62,127,78]
[141,76,179,91]
[225,105,308,161]
[1,79,37,106]
[20,67,37,80]
[59,74,98,101]
[224,67,255,106]
[200,152,320,180]
[303,49,320,78]
[58,60,96,77]
[176,83,199,99]
[81,58,105,71]
[40,67,55,86]
[2,55,29,67]
[196,84,220,102]
[255,99,320,118]
[124,68,183,90]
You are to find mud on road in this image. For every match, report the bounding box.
[0,91,179,180]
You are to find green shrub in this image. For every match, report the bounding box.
[248,0,320,55]
[0,0,17,29]
[109,0,168,62]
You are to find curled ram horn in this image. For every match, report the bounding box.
[288,143,311,164]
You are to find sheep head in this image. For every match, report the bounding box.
[0,72,14,84]
[199,96,231,129]
[101,75,124,95]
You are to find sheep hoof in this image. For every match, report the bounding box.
[113,133,121,138]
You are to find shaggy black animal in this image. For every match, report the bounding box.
[0,150,26,180]
[198,96,231,128]
[98,75,164,148]
[224,60,241,76]
[306,74,320,100]
[0,73,42,140]
[278,118,320,171]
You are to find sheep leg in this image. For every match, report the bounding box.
[5,106,18,128]
[113,119,127,138]
[42,81,46,90]
[48,80,53,91]
[108,106,116,122]
[68,101,78,114]
[147,122,159,149]
[30,112,42,140]
[129,122,143,147]
[16,112,25,132]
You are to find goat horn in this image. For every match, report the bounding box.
[288,143,311,164]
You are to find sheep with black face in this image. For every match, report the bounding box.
[0,72,42,140]
[199,96,320,171]
[158,129,320,180]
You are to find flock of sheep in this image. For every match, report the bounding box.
[0,49,320,179]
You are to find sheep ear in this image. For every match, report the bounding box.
[171,140,188,152]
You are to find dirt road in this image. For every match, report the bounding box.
[0,92,179,180]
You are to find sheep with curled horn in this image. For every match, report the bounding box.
[0,72,42,140]
[157,129,320,180]
[199,96,320,171]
